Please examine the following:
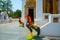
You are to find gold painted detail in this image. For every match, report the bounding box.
[25,0,36,8]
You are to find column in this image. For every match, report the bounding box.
[43,0,47,13]
[53,0,58,14]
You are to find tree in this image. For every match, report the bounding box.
[8,10,22,18]
[14,10,22,18]
[6,0,12,14]
[1,0,6,12]
[0,0,4,12]
[0,0,12,13]
[8,11,14,17]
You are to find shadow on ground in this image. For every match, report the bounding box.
[33,36,43,40]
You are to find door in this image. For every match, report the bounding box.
[28,8,34,23]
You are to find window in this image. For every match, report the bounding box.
[53,17,58,22]
[45,15,48,19]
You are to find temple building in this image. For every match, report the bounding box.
[22,0,43,21]
[43,0,58,14]
[0,12,8,21]
[22,0,60,36]
[43,0,58,22]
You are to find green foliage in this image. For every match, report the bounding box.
[0,0,12,13]
[8,10,22,18]
[14,10,22,18]
[8,11,14,18]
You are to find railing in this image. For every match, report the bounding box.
[43,13,60,23]
[40,14,60,29]
[49,14,60,23]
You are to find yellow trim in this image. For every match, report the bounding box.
[25,0,36,8]
[47,2,50,13]
[25,0,36,18]
[43,0,47,13]
[53,0,58,14]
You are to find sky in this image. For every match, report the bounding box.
[10,0,22,11]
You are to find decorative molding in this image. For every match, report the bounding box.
[25,0,36,8]
[25,0,36,18]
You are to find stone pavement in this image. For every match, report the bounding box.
[0,21,47,40]
[0,21,28,40]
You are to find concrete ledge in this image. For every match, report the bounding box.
[44,36,60,40]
